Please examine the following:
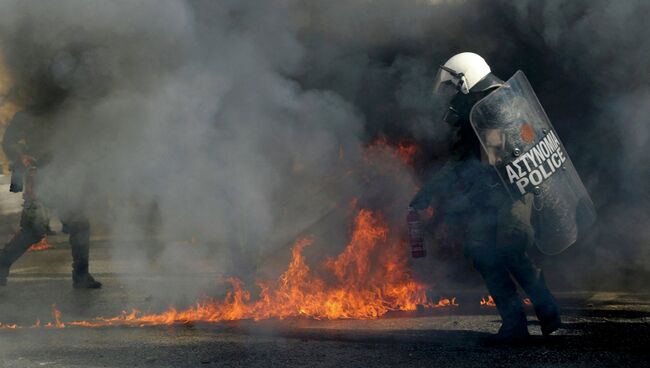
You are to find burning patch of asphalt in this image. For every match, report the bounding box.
[1,208,458,329]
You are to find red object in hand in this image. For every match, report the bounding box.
[407,208,426,258]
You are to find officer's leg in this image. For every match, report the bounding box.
[469,243,528,339]
[67,219,101,289]
[504,249,560,335]
[0,206,47,285]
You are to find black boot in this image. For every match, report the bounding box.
[507,254,562,336]
[490,295,530,342]
[535,300,561,336]
[473,252,530,343]
[69,220,101,289]
[72,267,102,289]
[529,272,561,336]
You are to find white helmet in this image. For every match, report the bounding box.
[433,52,491,95]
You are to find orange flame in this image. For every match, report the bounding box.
[366,138,419,166]
[47,304,65,329]
[28,237,54,252]
[1,209,458,329]
[434,297,459,307]
[480,296,533,308]
[396,142,419,166]
[480,295,496,307]
[81,209,443,325]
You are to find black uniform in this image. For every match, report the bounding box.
[410,74,560,339]
[0,106,101,289]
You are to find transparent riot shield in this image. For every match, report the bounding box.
[469,70,596,254]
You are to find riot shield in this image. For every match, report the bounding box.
[469,71,596,254]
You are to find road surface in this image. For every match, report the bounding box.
[0,238,648,367]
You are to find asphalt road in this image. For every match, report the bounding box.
[0,238,648,368]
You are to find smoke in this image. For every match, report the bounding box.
[501,0,650,290]
[0,0,372,299]
[0,0,647,297]
[290,0,650,290]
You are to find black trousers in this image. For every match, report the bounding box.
[468,243,558,326]
[0,201,91,274]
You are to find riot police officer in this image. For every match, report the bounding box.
[410,52,578,340]
[0,78,101,289]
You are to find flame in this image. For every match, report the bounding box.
[28,237,54,252]
[49,304,65,328]
[396,141,419,165]
[480,295,533,307]
[0,306,73,330]
[74,209,446,325]
[2,210,456,328]
[366,137,419,166]
[1,209,458,329]
[0,322,17,329]
[434,297,458,307]
[480,295,496,307]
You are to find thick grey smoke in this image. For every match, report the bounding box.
[0,0,379,299]
[0,0,647,297]
[291,0,650,290]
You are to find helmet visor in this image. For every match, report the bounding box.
[433,67,450,95]
[432,67,462,125]
[433,66,459,103]
[432,67,459,116]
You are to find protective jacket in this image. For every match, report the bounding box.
[410,75,534,253]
